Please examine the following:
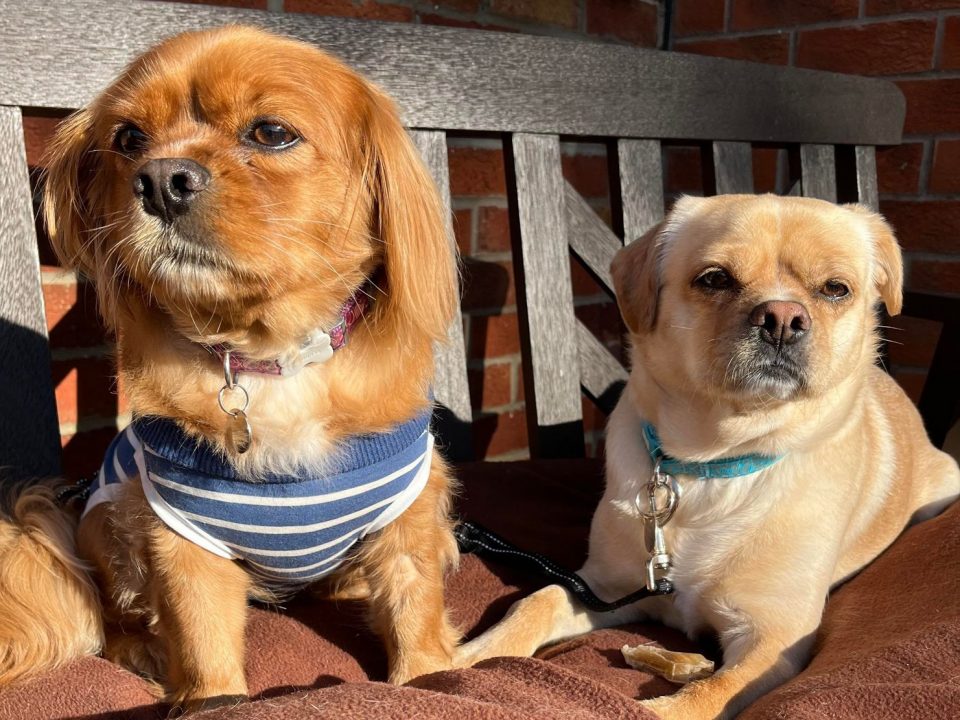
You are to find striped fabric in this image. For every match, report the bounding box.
[85,412,434,587]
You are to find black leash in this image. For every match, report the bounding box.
[454,520,673,613]
[55,475,95,506]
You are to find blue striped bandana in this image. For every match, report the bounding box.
[85,412,433,587]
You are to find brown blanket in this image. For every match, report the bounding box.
[1,459,958,719]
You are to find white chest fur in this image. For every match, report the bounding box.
[596,399,786,639]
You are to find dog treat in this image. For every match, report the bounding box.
[621,643,715,684]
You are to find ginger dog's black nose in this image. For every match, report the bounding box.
[133,158,210,222]
[749,300,811,347]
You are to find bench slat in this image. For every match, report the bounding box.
[0,107,61,478]
[0,0,904,145]
[511,133,584,457]
[410,130,473,460]
[617,139,664,241]
[712,141,755,194]
[855,145,880,211]
[576,321,627,413]
[800,144,838,202]
[564,180,618,291]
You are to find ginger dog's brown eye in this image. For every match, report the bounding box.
[820,280,850,300]
[695,267,737,291]
[115,125,149,155]
[247,121,299,149]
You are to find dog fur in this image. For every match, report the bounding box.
[454,194,960,720]
[0,26,460,713]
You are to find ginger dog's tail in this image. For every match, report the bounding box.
[0,478,102,685]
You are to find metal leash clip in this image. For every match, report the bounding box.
[218,350,253,455]
[636,460,681,592]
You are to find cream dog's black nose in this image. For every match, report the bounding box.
[133,158,210,222]
[749,300,811,347]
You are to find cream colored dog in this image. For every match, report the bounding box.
[455,194,960,720]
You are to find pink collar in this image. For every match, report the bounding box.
[208,290,371,378]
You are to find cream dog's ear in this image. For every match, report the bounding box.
[846,204,904,316]
[611,220,666,334]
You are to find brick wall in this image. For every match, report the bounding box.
[27,0,955,471]
[670,0,960,404]
[25,0,660,473]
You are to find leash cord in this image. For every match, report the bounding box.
[454,520,672,613]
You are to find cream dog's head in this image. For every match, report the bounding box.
[611,194,903,406]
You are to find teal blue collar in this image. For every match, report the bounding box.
[641,422,783,479]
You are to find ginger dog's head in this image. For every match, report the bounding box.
[43,26,455,366]
[611,194,902,406]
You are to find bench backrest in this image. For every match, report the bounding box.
[0,0,905,476]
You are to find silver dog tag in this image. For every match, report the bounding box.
[225,410,252,455]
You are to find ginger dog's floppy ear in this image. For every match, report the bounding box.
[846,204,904,316]
[362,85,457,345]
[42,109,98,279]
[611,220,666,335]
[43,108,126,330]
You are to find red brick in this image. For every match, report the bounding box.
[876,143,923,194]
[476,206,511,253]
[586,0,659,47]
[418,13,515,32]
[673,0,725,37]
[285,0,413,21]
[910,260,960,295]
[676,33,789,65]
[449,147,507,197]
[461,258,516,311]
[884,315,942,368]
[880,200,960,254]
[562,153,610,199]
[474,408,529,457]
[893,370,926,404]
[468,362,514,409]
[147,0,266,7]
[731,0,858,31]
[22,115,63,168]
[44,279,108,348]
[941,15,960,69]
[581,396,610,434]
[867,0,960,14]
[52,356,121,426]
[574,301,625,347]
[468,312,522,359]
[753,147,780,193]
[453,208,473,256]
[664,145,704,195]
[489,0,578,29]
[898,79,960,134]
[796,20,936,76]
[929,139,960,193]
[427,0,480,11]
[571,257,606,299]
[60,427,120,481]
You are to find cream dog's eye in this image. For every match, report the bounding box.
[695,267,737,291]
[246,120,300,149]
[115,125,149,155]
[820,280,850,300]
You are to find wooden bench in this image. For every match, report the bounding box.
[0,0,956,478]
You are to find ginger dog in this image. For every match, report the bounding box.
[0,26,459,713]
[455,195,960,720]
